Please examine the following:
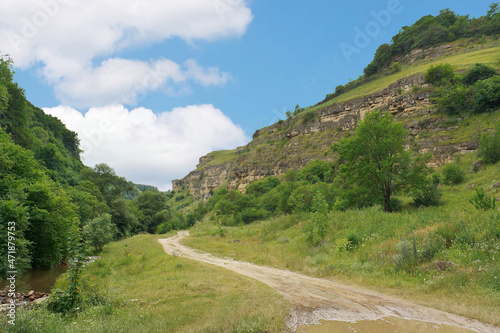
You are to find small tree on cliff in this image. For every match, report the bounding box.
[334,111,428,212]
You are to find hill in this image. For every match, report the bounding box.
[173,38,500,200]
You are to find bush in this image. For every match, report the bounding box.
[471,76,500,113]
[441,163,465,185]
[432,84,472,115]
[478,126,500,164]
[463,63,497,85]
[469,188,497,211]
[425,63,456,86]
[393,239,417,272]
[412,181,443,207]
[86,213,116,252]
[390,61,402,73]
[387,197,403,212]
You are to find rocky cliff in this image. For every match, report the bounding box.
[173,73,483,200]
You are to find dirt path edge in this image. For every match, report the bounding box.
[158,231,499,333]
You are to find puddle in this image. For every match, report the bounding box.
[296,316,476,333]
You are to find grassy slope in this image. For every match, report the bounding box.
[189,39,500,174]
[5,234,290,333]
[184,156,500,326]
[307,40,500,113]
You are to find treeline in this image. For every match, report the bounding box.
[320,4,500,105]
[364,3,500,77]
[0,57,185,277]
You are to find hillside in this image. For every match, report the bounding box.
[173,38,500,200]
[0,57,175,277]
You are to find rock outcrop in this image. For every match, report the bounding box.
[173,73,483,200]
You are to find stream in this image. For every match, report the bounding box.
[0,265,68,293]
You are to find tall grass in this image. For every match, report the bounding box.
[185,156,500,327]
[3,234,290,333]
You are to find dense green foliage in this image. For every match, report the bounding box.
[427,63,499,115]
[470,188,497,210]
[0,56,188,277]
[187,112,432,226]
[441,163,465,185]
[0,128,78,273]
[478,122,500,164]
[334,111,428,212]
[363,4,500,77]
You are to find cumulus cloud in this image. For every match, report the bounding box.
[1,0,252,107]
[43,104,249,190]
[52,58,231,107]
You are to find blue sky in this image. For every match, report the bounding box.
[1,0,495,189]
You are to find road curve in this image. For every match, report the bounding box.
[158,231,499,332]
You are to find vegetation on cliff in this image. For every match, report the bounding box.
[0,58,189,277]
[2,5,500,332]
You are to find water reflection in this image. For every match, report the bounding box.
[296,316,476,333]
[0,265,68,293]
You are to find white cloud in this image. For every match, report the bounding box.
[1,0,252,107]
[51,57,231,107]
[43,104,249,190]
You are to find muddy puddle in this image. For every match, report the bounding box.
[296,316,476,333]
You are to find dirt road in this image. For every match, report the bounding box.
[158,231,499,333]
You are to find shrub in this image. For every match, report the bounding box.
[301,111,316,124]
[471,76,500,113]
[420,234,445,261]
[245,177,281,196]
[463,63,497,85]
[387,197,403,212]
[478,126,500,164]
[390,61,402,73]
[469,188,497,211]
[393,239,417,272]
[425,63,456,86]
[86,213,116,252]
[441,163,465,185]
[412,181,443,207]
[432,84,472,115]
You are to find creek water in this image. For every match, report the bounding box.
[296,316,476,333]
[0,265,68,293]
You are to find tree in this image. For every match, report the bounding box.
[134,190,170,233]
[334,111,428,212]
[85,213,116,252]
[487,2,499,18]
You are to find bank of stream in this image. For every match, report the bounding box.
[0,265,68,293]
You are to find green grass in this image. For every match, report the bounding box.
[307,41,500,114]
[3,234,290,333]
[184,157,500,326]
[198,149,239,169]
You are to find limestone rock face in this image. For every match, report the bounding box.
[173,73,485,200]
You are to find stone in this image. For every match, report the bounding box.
[173,71,484,200]
[490,182,500,189]
[470,160,483,173]
[434,261,457,272]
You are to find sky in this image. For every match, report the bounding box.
[0,0,495,190]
